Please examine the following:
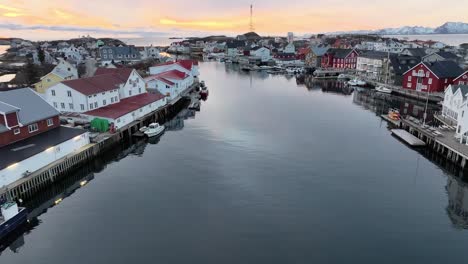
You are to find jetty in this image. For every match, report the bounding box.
[391,129,426,147]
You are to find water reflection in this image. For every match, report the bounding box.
[0,103,199,253]
[352,88,439,123]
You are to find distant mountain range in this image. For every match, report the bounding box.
[325,22,468,35]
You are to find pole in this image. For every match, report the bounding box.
[423,84,429,126]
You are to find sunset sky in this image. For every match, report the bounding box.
[0,0,467,40]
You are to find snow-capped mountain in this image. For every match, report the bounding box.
[324,22,468,35]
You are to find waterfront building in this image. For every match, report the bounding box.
[225,40,245,58]
[283,43,296,54]
[46,68,146,113]
[402,61,464,93]
[149,60,199,79]
[442,85,468,124]
[387,55,420,86]
[0,88,90,188]
[145,70,193,100]
[305,46,329,68]
[321,48,359,69]
[454,71,468,85]
[356,51,393,82]
[139,46,161,60]
[99,45,141,64]
[35,59,79,94]
[250,47,272,62]
[82,92,166,130]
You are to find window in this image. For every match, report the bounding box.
[94,102,98,108]
[102,92,105,95]
[426,72,430,78]
[47,78,51,83]
[88,95,92,98]
[67,91,72,97]
[408,76,412,82]
[28,123,39,133]
[111,97,114,103]
[89,104,93,110]
[407,83,411,88]
[51,90,56,96]
[115,96,118,102]
[140,109,143,112]
[53,102,58,108]
[80,104,84,111]
[69,103,74,110]
[445,79,448,83]
[116,118,121,123]
[103,100,106,106]
[47,118,54,126]
[139,88,141,93]
[428,78,432,84]
[129,90,132,96]
[61,103,65,109]
[14,128,20,135]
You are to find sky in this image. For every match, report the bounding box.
[0,0,467,40]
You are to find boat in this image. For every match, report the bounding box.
[388,109,401,121]
[337,74,348,79]
[0,200,28,240]
[376,86,392,94]
[347,78,366,86]
[143,123,165,138]
[225,60,233,64]
[200,86,209,96]
[259,66,273,71]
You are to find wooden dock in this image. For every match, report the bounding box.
[391,129,426,147]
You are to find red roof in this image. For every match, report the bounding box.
[156,70,189,80]
[83,92,165,119]
[62,74,123,96]
[145,75,175,86]
[152,60,198,71]
[94,68,133,82]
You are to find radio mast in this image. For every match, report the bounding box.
[249,4,255,32]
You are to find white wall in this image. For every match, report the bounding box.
[47,83,121,113]
[0,132,90,188]
[121,70,146,99]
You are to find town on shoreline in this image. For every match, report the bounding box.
[1,31,468,240]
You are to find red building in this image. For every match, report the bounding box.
[0,88,60,147]
[321,49,358,69]
[402,61,464,93]
[453,71,468,85]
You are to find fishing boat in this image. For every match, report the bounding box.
[376,86,392,94]
[0,199,28,240]
[140,123,165,138]
[388,109,401,121]
[337,74,348,79]
[347,78,366,86]
[200,86,209,96]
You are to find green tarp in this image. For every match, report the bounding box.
[90,118,110,132]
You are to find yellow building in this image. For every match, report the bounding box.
[34,59,78,94]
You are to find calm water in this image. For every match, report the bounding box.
[2,62,468,263]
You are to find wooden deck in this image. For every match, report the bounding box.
[391,129,426,147]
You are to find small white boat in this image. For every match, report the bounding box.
[375,86,392,94]
[225,60,233,64]
[188,100,200,110]
[347,78,366,86]
[143,123,165,138]
[337,74,348,79]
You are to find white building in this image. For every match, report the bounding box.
[251,47,271,62]
[442,85,468,125]
[59,45,83,64]
[145,70,193,100]
[356,51,391,82]
[46,68,146,113]
[283,43,295,54]
[149,60,199,79]
[140,46,161,60]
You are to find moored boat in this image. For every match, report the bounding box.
[200,86,209,96]
[376,86,392,94]
[347,78,366,86]
[143,123,165,138]
[0,200,28,240]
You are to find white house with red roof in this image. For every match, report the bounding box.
[145,70,193,100]
[82,92,166,130]
[46,68,147,113]
[149,60,199,79]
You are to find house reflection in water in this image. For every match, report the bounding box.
[352,88,439,122]
[298,75,353,95]
[447,175,468,229]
